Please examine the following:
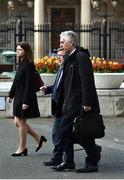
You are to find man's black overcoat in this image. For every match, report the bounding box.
[59,47,100,133]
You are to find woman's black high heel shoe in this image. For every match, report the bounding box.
[35,136,47,152]
[11,148,28,156]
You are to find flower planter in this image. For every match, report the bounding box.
[40,73,56,86]
[40,73,124,88]
[94,72,124,89]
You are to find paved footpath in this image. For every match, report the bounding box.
[1,116,124,179]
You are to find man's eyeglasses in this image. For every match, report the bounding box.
[57,55,64,58]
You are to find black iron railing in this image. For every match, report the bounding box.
[0,20,124,60]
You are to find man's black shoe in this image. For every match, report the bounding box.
[43,160,61,166]
[75,164,98,173]
[51,162,75,171]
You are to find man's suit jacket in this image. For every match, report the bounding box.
[46,67,64,117]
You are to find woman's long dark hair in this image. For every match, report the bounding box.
[17,41,34,63]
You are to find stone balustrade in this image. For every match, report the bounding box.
[1,84,124,117]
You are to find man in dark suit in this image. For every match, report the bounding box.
[41,49,68,166]
[51,30,102,172]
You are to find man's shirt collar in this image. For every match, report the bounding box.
[69,48,76,56]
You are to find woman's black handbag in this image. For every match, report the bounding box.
[73,111,105,143]
[35,71,44,92]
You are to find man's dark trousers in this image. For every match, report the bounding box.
[51,117,69,163]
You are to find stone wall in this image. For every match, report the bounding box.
[98,89,124,116]
[1,89,124,118]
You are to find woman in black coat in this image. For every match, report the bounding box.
[7,42,47,156]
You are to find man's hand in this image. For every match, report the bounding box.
[83,106,91,112]
[22,104,29,110]
[7,97,12,103]
[40,86,47,93]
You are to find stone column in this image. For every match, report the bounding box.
[80,0,91,49]
[34,0,44,59]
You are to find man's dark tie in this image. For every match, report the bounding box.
[52,68,63,100]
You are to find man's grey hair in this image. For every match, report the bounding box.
[60,30,78,46]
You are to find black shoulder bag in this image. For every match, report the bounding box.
[35,70,44,92]
[73,110,105,143]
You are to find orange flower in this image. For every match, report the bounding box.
[34,56,59,73]
[91,57,124,73]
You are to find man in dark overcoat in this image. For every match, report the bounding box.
[52,30,102,173]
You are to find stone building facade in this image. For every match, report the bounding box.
[0,0,124,58]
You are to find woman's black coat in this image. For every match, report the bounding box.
[9,59,40,118]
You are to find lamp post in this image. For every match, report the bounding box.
[7,0,33,42]
[91,0,120,59]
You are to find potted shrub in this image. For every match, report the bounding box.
[91,57,124,89]
[35,56,59,86]
[35,55,124,89]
